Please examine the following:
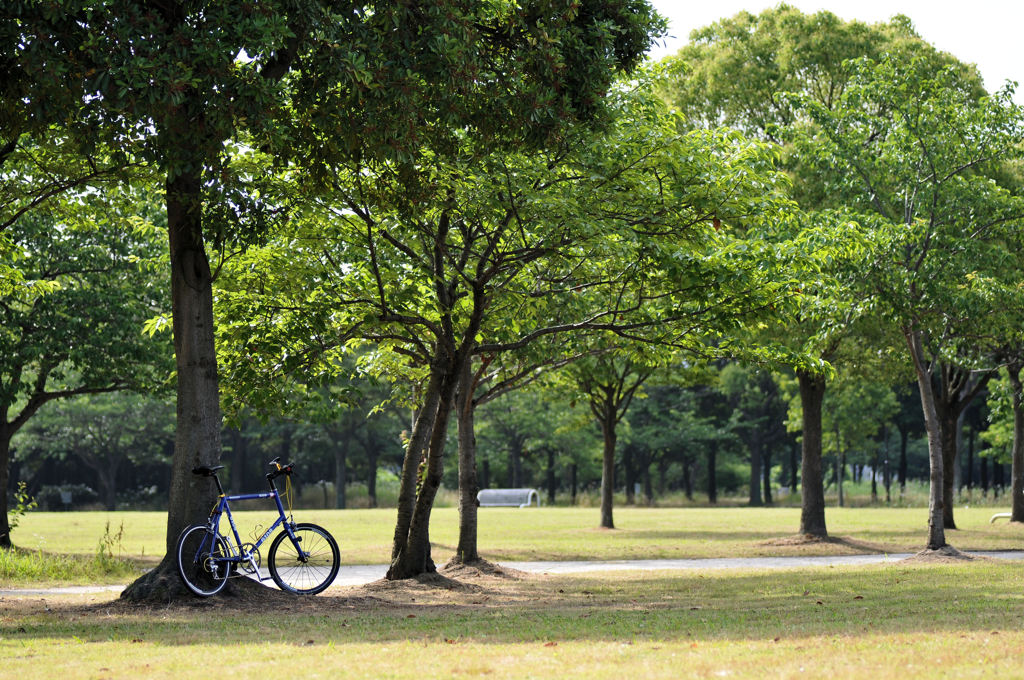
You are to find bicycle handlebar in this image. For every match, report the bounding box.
[266,457,294,481]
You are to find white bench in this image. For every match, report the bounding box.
[477,488,540,508]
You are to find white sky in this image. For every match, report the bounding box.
[645,1,1023,101]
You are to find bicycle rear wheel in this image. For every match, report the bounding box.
[268,523,340,595]
[176,524,230,597]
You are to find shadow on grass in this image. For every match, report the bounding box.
[4,561,1023,646]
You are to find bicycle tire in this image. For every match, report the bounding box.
[267,523,340,595]
[176,524,230,597]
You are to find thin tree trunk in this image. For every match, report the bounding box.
[570,462,577,506]
[624,445,635,505]
[454,359,480,564]
[835,427,845,509]
[870,449,878,504]
[762,444,773,506]
[334,436,347,510]
[981,450,989,497]
[899,427,909,497]
[798,371,827,537]
[906,328,946,550]
[707,442,718,505]
[938,406,958,529]
[546,449,556,505]
[749,438,763,507]
[98,465,118,512]
[790,441,799,494]
[389,359,461,579]
[390,369,443,563]
[599,413,616,529]
[643,459,653,505]
[366,446,378,509]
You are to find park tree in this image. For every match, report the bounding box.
[796,54,1024,550]
[0,192,169,546]
[7,0,664,598]
[218,80,794,578]
[566,352,654,529]
[661,6,1001,540]
[717,363,789,506]
[14,392,173,511]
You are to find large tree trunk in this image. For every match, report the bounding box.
[905,328,946,550]
[122,170,227,602]
[1007,362,1024,522]
[798,370,827,537]
[937,405,959,529]
[0,423,12,548]
[599,410,616,529]
[453,360,480,564]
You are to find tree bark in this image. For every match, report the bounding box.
[624,445,636,505]
[546,449,556,504]
[905,328,946,550]
[98,463,119,512]
[0,424,12,548]
[762,443,773,506]
[748,437,763,507]
[334,435,348,510]
[937,404,959,529]
[790,441,799,495]
[389,368,443,563]
[453,359,480,564]
[508,437,524,488]
[388,359,460,579]
[366,445,379,509]
[1007,362,1024,522]
[706,442,718,505]
[797,370,828,537]
[122,170,226,602]
[599,411,616,529]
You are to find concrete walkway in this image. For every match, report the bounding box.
[4,551,1023,597]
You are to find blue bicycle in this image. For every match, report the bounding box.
[175,458,340,596]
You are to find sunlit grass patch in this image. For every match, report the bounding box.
[3,562,1024,679]
[0,521,141,587]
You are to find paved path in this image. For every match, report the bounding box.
[4,551,1022,597]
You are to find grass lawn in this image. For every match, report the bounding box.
[7,505,1024,585]
[2,561,1024,679]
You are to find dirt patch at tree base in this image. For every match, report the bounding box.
[759,534,890,554]
[901,545,995,564]
[439,557,531,581]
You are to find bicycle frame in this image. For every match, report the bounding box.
[192,485,307,579]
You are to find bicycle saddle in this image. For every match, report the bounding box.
[192,465,225,476]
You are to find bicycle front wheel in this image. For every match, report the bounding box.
[268,523,340,595]
[175,524,230,597]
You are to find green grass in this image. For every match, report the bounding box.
[8,504,1024,577]
[2,562,1024,678]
